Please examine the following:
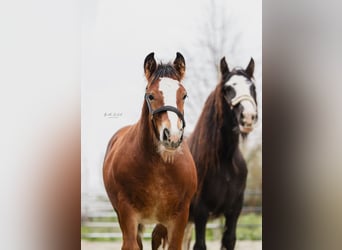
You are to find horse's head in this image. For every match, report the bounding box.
[143,52,187,153]
[220,57,258,135]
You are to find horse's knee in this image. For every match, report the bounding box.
[122,243,141,250]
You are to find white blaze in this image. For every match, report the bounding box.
[225,75,257,111]
[158,77,181,140]
[241,99,255,114]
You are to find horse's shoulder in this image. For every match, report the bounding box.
[114,125,133,138]
[104,125,134,163]
[106,124,128,145]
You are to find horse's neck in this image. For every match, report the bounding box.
[135,104,159,157]
[219,107,240,157]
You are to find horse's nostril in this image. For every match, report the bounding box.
[163,128,170,141]
[251,115,255,120]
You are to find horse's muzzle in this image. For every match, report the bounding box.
[240,111,257,133]
[161,128,183,149]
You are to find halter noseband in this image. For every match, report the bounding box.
[145,93,186,136]
[145,93,186,129]
[229,95,257,110]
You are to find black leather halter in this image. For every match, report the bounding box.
[145,93,186,138]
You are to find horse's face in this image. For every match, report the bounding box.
[146,78,187,149]
[220,57,258,134]
[144,53,187,152]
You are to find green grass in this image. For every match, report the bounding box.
[236,213,262,240]
[204,213,262,241]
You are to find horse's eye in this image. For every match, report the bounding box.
[148,94,154,101]
[225,86,234,92]
[232,83,237,86]
[183,94,188,100]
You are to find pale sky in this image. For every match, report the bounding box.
[81,0,262,194]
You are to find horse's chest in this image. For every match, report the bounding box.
[203,170,244,211]
[206,175,236,197]
[137,167,187,222]
[140,182,182,223]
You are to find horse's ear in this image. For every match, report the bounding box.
[220,57,230,78]
[245,57,255,77]
[144,52,157,80]
[173,52,186,80]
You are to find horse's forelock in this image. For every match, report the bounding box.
[221,67,254,88]
[148,63,181,86]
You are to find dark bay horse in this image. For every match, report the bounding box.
[103,52,197,250]
[187,57,258,250]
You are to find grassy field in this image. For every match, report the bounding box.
[236,213,262,240]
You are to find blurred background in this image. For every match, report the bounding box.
[81,0,262,247]
[3,0,342,250]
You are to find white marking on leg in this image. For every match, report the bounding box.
[182,223,194,250]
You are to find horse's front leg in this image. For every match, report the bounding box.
[182,222,194,250]
[167,204,191,250]
[221,195,244,250]
[116,204,141,250]
[192,204,209,250]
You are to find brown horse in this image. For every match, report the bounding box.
[103,52,197,250]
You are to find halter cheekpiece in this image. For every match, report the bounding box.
[145,93,186,130]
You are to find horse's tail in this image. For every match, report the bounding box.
[152,224,168,250]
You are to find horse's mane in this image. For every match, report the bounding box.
[188,81,226,181]
[189,69,249,184]
[222,67,253,83]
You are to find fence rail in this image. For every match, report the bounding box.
[81,191,262,240]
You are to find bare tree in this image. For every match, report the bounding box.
[183,0,262,192]
[184,0,242,131]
